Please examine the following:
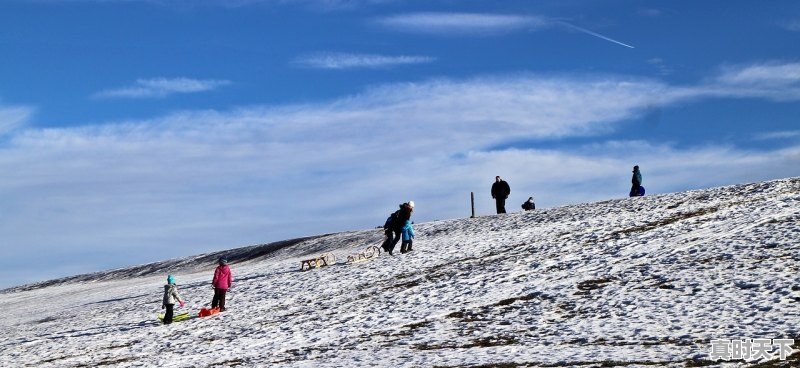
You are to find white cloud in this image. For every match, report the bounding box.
[755,130,800,140]
[647,58,674,76]
[375,13,550,35]
[93,77,231,99]
[717,62,800,86]
[375,12,635,48]
[293,52,436,69]
[0,105,35,135]
[705,62,800,101]
[779,19,800,32]
[637,8,663,17]
[24,0,396,9]
[2,62,799,286]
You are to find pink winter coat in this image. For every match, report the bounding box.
[212,264,233,290]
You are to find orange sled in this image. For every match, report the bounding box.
[199,307,220,317]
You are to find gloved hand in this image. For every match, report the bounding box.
[161,304,165,309]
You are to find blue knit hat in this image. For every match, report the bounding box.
[167,274,176,284]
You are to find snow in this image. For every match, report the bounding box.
[1,177,798,367]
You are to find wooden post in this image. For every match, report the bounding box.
[470,192,475,218]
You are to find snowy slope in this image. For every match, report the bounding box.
[1,177,798,368]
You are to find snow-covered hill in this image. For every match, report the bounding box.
[1,178,799,367]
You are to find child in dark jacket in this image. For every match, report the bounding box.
[400,219,415,254]
[162,274,185,324]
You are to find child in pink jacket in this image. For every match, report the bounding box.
[211,257,233,311]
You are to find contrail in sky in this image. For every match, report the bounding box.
[556,21,635,49]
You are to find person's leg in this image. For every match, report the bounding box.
[218,289,227,311]
[400,240,408,253]
[388,229,401,254]
[498,198,507,213]
[495,199,502,214]
[211,288,221,309]
[164,304,174,324]
[406,239,413,252]
[381,230,392,252]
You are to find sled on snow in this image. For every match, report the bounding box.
[158,311,191,322]
[300,253,336,271]
[346,245,382,264]
[199,307,221,318]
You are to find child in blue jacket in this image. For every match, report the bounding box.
[400,219,415,254]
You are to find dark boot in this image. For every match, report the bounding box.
[400,243,407,254]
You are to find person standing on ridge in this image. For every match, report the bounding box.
[162,274,185,324]
[382,201,414,255]
[630,165,643,197]
[211,257,233,312]
[491,176,511,214]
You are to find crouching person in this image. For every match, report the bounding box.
[522,197,535,211]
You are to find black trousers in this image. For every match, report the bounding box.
[383,228,402,253]
[212,288,227,310]
[630,183,641,197]
[163,304,174,324]
[495,198,507,214]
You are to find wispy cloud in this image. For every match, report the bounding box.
[755,130,800,141]
[637,8,663,17]
[375,13,550,35]
[707,62,800,101]
[647,58,674,76]
[375,12,635,48]
[293,52,436,69]
[716,62,800,85]
[2,61,799,287]
[92,78,231,99]
[23,0,396,9]
[779,19,800,32]
[0,104,35,135]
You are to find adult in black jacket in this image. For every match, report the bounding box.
[491,176,511,214]
[382,201,414,255]
[629,165,643,197]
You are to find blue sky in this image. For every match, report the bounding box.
[1,0,799,289]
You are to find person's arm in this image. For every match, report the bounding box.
[173,288,184,305]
